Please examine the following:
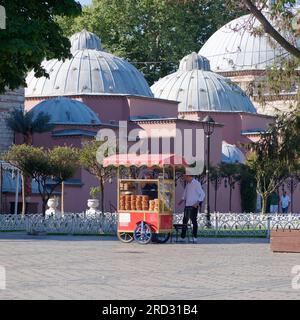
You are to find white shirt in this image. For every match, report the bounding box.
[182,179,205,207]
[281,195,290,209]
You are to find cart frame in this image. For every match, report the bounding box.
[103,154,188,244]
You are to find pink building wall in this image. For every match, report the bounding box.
[127,96,178,118]
[25,95,179,123]
[180,111,272,145]
[18,94,275,214]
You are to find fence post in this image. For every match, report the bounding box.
[267,216,271,239]
[25,215,29,234]
[215,212,218,237]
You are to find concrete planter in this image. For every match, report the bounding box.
[86,199,99,216]
[45,198,61,217]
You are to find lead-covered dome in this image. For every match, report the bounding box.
[221,142,245,164]
[25,30,153,98]
[28,97,101,125]
[199,13,300,73]
[69,29,102,53]
[151,52,257,113]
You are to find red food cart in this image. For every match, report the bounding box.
[103,153,188,244]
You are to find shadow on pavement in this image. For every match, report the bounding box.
[0,232,269,244]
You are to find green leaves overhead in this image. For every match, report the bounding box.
[57,0,244,84]
[0,0,82,93]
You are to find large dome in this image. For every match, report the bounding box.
[199,13,300,73]
[25,30,153,98]
[29,97,101,125]
[151,52,257,113]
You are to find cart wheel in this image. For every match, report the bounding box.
[117,232,134,243]
[152,233,171,244]
[134,222,152,244]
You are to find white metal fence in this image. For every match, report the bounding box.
[1,212,300,237]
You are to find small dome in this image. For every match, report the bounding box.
[29,97,101,125]
[25,31,153,98]
[151,53,256,113]
[221,142,245,164]
[199,13,300,73]
[179,52,210,71]
[69,29,102,54]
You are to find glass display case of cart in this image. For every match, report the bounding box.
[118,167,175,213]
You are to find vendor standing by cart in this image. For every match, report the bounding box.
[178,174,205,242]
[141,172,158,200]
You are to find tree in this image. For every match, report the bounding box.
[225,0,300,107]
[4,144,79,215]
[6,108,55,145]
[219,163,242,212]
[227,0,300,58]
[0,0,81,93]
[79,140,116,213]
[247,151,288,214]
[5,108,55,215]
[57,0,245,84]
[239,164,257,213]
[209,166,222,212]
[247,112,300,214]
[48,146,79,215]
[2,144,35,216]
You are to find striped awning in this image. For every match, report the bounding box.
[103,153,189,168]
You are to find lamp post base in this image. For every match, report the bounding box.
[205,209,212,229]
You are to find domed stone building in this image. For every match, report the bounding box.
[26,30,153,99]
[7,31,272,213]
[24,30,179,125]
[29,97,101,126]
[21,31,217,213]
[152,52,256,114]
[5,97,108,214]
[199,12,299,115]
[151,52,272,146]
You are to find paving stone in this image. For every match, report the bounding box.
[0,233,299,299]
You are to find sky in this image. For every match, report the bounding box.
[78,0,92,6]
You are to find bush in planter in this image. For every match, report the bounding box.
[90,186,101,199]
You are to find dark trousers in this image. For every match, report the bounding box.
[181,206,198,238]
[282,207,288,213]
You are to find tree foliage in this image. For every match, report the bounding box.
[57,0,245,84]
[227,0,300,58]
[79,140,116,213]
[226,0,300,107]
[50,146,80,182]
[246,112,300,214]
[218,163,242,212]
[3,144,79,214]
[0,0,81,93]
[239,164,257,213]
[6,108,55,144]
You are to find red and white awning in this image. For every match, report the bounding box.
[102,153,189,168]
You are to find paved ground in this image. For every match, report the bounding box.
[0,232,299,300]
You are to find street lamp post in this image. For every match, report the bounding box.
[202,115,215,228]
